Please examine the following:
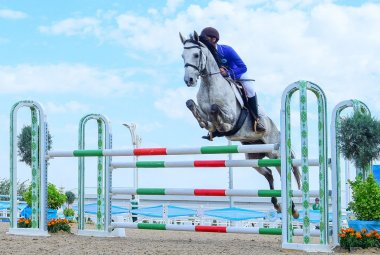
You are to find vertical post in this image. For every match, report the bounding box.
[96,120,104,230]
[299,82,310,244]
[313,83,328,245]
[228,140,234,208]
[123,123,141,189]
[331,99,370,246]
[281,84,298,245]
[30,108,40,228]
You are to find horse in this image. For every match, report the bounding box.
[180,31,301,218]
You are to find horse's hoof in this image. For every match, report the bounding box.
[292,211,300,219]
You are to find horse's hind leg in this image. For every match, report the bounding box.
[274,165,300,219]
[252,166,281,212]
[186,99,213,130]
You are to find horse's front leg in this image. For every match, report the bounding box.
[210,104,233,132]
[186,99,214,130]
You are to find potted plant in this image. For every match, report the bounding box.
[63,208,75,220]
[64,191,76,220]
[23,182,66,220]
[337,110,380,176]
[347,174,380,232]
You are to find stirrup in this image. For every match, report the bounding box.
[254,119,266,132]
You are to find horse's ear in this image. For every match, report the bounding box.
[179,32,185,44]
[194,31,199,42]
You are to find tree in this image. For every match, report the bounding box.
[65,191,76,208]
[17,125,52,166]
[0,178,29,200]
[338,110,380,171]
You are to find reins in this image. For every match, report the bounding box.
[183,40,221,77]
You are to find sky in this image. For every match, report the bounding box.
[0,0,379,196]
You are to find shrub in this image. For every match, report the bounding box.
[339,228,380,250]
[23,183,66,210]
[63,208,75,217]
[348,174,380,221]
[47,218,71,233]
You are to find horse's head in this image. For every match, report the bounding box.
[180,31,207,87]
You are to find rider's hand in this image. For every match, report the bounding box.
[220,67,228,77]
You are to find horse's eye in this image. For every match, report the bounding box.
[193,53,199,58]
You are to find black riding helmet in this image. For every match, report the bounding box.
[200,27,219,42]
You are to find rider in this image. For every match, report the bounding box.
[199,27,265,140]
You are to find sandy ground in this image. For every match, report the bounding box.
[1,223,380,255]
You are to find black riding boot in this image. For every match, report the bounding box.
[247,95,266,132]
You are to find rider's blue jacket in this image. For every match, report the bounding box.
[217,44,247,80]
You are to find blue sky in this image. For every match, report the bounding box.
[1,0,379,196]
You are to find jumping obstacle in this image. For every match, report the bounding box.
[77,114,112,232]
[281,81,329,252]
[9,80,369,253]
[8,101,48,236]
[330,99,370,246]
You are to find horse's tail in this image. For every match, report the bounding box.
[291,150,302,190]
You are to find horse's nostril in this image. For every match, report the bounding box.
[189,77,193,83]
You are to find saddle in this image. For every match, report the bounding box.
[225,77,248,110]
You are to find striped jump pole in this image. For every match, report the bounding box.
[112,188,321,197]
[8,100,48,237]
[331,100,370,246]
[111,159,320,169]
[77,114,112,236]
[281,81,330,252]
[110,222,321,237]
[47,143,279,158]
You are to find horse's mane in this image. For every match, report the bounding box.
[198,35,223,68]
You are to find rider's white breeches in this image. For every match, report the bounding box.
[239,73,256,97]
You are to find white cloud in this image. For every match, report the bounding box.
[39,17,100,36]
[163,0,184,15]
[45,101,90,114]
[33,1,380,116]
[154,87,197,121]
[0,64,146,96]
[0,9,27,19]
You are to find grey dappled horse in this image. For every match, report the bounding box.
[180,31,301,218]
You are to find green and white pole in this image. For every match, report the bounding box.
[8,100,48,236]
[77,114,112,234]
[331,100,370,246]
[281,81,329,252]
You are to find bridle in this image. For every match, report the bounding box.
[183,39,220,77]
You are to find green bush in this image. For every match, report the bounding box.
[338,110,380,171]
[23,183,66,210]
[348,174,380,221]
[63,208,75,217]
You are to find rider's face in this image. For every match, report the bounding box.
[206,36,217,47]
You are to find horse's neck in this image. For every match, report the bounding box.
[201,50,226,87]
